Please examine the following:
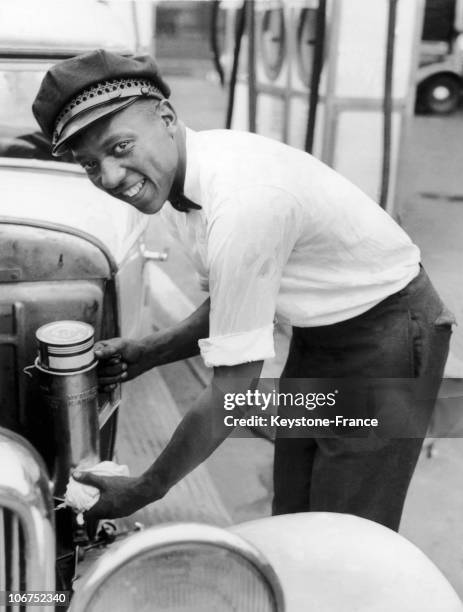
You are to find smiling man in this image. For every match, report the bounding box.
[70,97,181,215]
[32,50,454,531]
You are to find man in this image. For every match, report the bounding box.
[33,50,454,531]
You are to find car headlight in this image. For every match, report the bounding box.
[70,523,284,611]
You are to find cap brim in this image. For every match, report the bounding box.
[52,96,139,156]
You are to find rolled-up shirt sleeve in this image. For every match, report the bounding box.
[198,185,302,367]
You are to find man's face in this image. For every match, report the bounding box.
[71,99,180,214]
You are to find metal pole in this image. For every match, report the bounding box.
[130,0,141,53]
[380,0,398,209]
[246,0,257,133]
[225,3,246,129]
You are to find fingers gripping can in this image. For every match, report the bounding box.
[35,321,100,497]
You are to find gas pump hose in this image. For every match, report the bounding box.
[305,0,327,154]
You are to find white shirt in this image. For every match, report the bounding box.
[160,128,420,367]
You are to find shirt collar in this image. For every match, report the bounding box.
[183,126,201,206]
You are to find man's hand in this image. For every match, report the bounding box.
[72,471,158,520]
[95,300,210,392]
[94,338,146,391]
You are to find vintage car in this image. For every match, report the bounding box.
[4,431,463,611]
[0,0,163,594]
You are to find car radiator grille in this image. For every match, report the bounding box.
[0,508,26,611]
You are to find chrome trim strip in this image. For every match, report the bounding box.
[98,395,122,429]
[11,514,20,596]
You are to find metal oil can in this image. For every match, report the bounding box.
[34,321,100,497]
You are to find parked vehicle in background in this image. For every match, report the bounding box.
[416,0,463,113]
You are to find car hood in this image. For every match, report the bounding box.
[0,159,149,265]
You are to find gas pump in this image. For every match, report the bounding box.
[217,0,425,214]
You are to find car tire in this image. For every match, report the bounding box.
[418,74,461,114]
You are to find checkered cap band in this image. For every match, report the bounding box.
[52,77,163,147]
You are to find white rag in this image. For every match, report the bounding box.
[59,460,130,513]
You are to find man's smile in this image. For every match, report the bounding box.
[120,178,146,199]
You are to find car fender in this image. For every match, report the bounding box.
[231,513,463,611]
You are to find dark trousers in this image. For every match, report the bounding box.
[272,267,454,531]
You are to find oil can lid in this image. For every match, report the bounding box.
[36,320,94,347]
